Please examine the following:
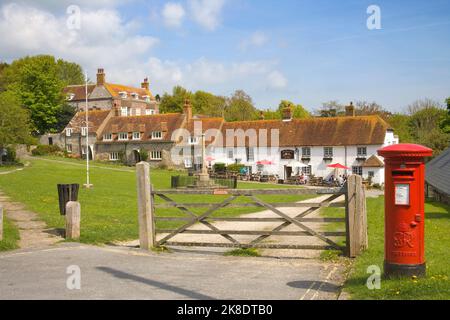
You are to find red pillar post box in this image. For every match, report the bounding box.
[378,144,432,278]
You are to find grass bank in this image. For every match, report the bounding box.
[0,156,315,245]
[0,214,20,251]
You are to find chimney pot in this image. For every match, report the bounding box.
[141,77,149,90]
[345,102,355,117]
[97,68,105,86]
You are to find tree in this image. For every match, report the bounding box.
[0,91,33,165]
[440,97,450,134]
[317,100,344,117]
[55,103,77,132]
[407,99,449,154]
[159,86,192,114]
[277,100,310,119]
[0,62,9,93]
[354,100,391,120]
[3,55,84,134]
[262,109,281,120]
[56,59,84,85]
[387,113,413,143]
[225,90,258,122]
[192,91,227,117]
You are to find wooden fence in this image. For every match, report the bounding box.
[136,162,368,257]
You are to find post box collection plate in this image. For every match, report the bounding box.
[395,184,410,206]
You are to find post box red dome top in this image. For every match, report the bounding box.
[378,143,433,158]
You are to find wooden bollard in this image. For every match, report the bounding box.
[0,205,3,241]
[65,201,80,240]
[136,162,155,250]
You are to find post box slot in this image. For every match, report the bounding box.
[392,170,414,177]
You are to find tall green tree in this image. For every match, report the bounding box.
[0,91,33,165]
[277,100,310,119]
[159,86,193,114]
[3,55,84,134]
[0,62,8,93]
[192,90,227,117]
[387,113,413,143]
[440,97,450,134]
[225,90,258,122]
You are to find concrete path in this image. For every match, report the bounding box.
[0,191,63,249]
[0,243,344,300]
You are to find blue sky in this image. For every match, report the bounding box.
[0,0,449,112]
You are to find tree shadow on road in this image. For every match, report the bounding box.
[96,266,215,300]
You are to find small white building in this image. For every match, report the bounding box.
[203,111,398,185]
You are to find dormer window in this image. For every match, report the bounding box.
[67,93,75,101]
[132,132,141,140]
[119,91,128,99]
[143,95,151,103]
[81,127,88,136]
[103,133,112,141]
[118,132,128,141]
[131,93,139,100]
[152,131,162,140]
[66,128,73,137]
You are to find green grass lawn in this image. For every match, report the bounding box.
[0,164,24,172]
[0,156,315,245]
[324,196,450,300]
[0,214,20,251]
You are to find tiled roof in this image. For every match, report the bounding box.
[426,147,450,196]
[66,110,111,133]
[219,116,389,147]
[183,117,224,146]
[362,155,384,167]
[63,84,96,101]
[100,113,184,142]
[104,83,154,100]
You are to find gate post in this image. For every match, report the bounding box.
[65,201,81,240]
[345,175,368,257]
[136,161,155,250]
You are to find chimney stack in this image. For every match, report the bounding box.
[141,77,149,90]
[282,106,292,121]
[183,98,192,121]
[259,111,265,120]
[97,68,105,86]
[345,102,355,117]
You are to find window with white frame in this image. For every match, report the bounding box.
[301,165,312,175]
[66,128,73,137]
[152,131,162,139]
[121,107,128,117]
[119,91,128,99]
[109,152,119,161]
[135,108,141,116]
[357,147,367,157]
[118,132,128,141]
[368,171,375,178]
[66,144,72,153]
[81,127,88,136]
[184,158,193,168]
[150,151,162,160]
[324,147,333,158]
[352,166,363,176]
[302,147,311,158]
[131,93,139,100]
[227,148,234,159]
[145,109,155,115]
[103,133,112,141]
[246,147,254,162]
[132,132,141,140]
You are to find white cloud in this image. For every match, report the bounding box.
[267,71,288,89]
[162,2,185,28]
[240,31,269,51]
[188,0,226,31]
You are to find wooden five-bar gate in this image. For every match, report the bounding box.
[136,162,368,257]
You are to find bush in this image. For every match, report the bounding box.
[140,149,149,162]
[227,163,245,173]
[31,144,61,156]
[213,162,226,173]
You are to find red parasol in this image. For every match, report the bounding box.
[327,163,350,169]
[205,156,215,162]
[257,160,274,165]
